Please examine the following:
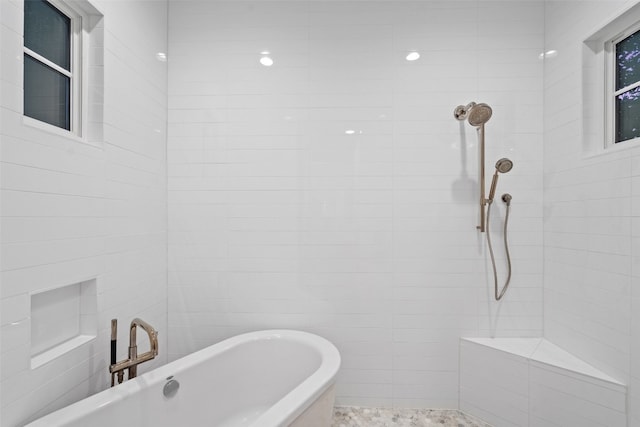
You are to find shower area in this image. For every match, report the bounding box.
[167,0,546,411]
[168,1,638,424]
[2,0,640,426]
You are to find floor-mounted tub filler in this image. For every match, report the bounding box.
[26,330,341,427]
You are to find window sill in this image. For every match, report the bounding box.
[22,115,103,149]
[583,137,640,160]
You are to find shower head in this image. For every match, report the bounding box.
[467,103,493,127]
[495,157,513,174]
[488,158,513,202]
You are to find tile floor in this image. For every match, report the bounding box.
[332,407,492,427]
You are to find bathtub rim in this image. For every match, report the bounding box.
[24,329,341,427]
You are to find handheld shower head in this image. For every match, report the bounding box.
[488,158,513,202]
[495,157,513,174]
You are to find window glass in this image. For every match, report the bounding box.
[615,29,640,90]
[24,0,71,70]
[615,86,640,142]
[613,28,640,143]
[24,54,70,130]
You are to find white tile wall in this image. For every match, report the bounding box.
[167,0,544,407]
[543,0,640,406]
[632,149,640,427]
[0,1,168,426]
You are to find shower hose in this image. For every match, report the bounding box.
[486,198,512,301]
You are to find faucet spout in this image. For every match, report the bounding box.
[128,318,159,379]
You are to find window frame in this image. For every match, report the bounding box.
[605,21,640,148]
[23,0,85,137]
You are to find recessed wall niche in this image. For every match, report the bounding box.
[30,279,97,369]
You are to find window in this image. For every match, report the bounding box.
[610,27,640,144]
[582,3,640,155]
[22,0,104,143]
[23,0,80,132]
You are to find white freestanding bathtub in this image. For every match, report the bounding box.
[26,330,341,427]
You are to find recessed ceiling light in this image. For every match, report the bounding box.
[260,56,274,67]
[406,52,420,61]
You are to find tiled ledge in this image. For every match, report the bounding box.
[460,337,627,427]
[461,337,624,386]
